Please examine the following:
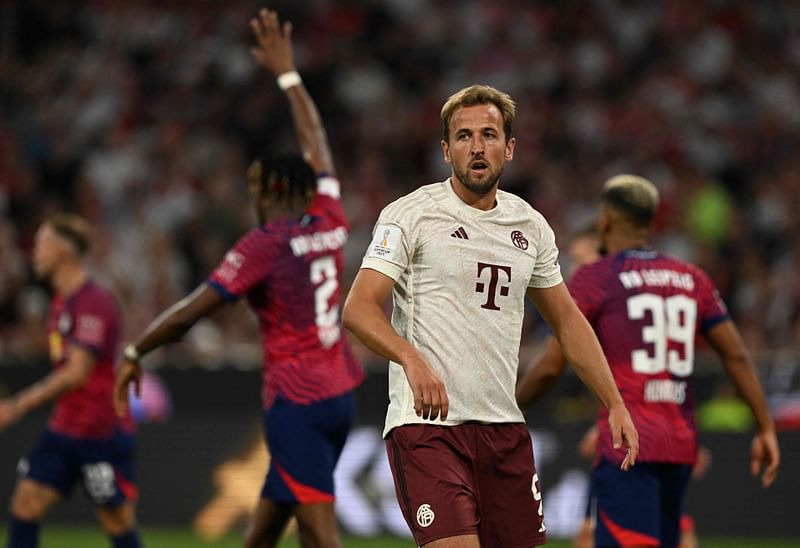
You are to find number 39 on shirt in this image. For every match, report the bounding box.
[626,293,697,377]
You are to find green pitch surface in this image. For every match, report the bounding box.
[0,527,797,547]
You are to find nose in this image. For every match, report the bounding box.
[470,135,485,155]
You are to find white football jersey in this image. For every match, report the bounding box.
[361,179,563,436]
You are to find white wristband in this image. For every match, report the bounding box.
[123,344,141,363]
[276,70,302,91]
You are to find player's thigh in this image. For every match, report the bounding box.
[593,458,660,548]
[474,423,547,547]
[80,431,139,508]
[386,425,479,546]
[10,478,62,521]
[294,502,341,548]
[95,501,136,536]
[262,395,352,504]
[423,534,481,548]
[13,430,75,519]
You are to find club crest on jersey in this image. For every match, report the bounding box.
[58,311,72,334]
[511,230,528,250]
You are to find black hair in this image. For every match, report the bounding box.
[247,149,316,204]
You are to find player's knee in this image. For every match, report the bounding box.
[297,523,341,548]
[96,504,136,536]
[10,487,47,522]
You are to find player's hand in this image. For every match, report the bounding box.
[250,8,296,76]
[0,398,22,431]
[114,359,142,418]
[751,429,780,487]
[608,403,638,470]
[402,353,449,421]
[0,398,24,431]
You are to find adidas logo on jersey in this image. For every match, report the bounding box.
[450,227,469,239]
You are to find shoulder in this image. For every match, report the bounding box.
[76,281,119,314]
[499,191,555,239]
[379,181,446,223]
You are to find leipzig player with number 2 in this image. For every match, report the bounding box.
[113,9,363,548]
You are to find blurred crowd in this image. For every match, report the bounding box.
[1,1,799,390]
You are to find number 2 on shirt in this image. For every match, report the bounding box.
[626,293,697,376]
[310,256,341,348]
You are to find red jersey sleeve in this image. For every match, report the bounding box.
[208,228,279,301]
[693,266,730,333]
[568,261,612,324]
[69,292,117,356]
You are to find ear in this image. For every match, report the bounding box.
[505,137,516,161]
[441,139,451,164]
[597,206,610,233]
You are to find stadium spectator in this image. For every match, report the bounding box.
[0,214,142,548]
[342,84,638,547]
[516,174,780,547]
[112,9,364,548]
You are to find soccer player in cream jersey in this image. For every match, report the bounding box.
[343,85,640,547]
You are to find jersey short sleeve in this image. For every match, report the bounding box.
[69,293,116,355]
[567,262,609,324]
[208,228,277,302]
[360,219,411,282]
[528,219,563,288]
[694,267,730,333]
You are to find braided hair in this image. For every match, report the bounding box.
[247,149,316,206]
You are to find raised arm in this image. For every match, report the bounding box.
[527,282,638,469]
[342,268,448,421]
[705,320,780,487]
[250,8,335,176]
[113,283,225,417]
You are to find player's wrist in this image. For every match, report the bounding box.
[276,70,301,91]
[123,344,141,364]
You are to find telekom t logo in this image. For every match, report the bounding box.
[475,262,512,310]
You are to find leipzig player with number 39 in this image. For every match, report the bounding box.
[517,174,780,548]
[113,9,363,548]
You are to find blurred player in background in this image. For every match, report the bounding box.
[516,174,780,548]
[343,84,638,547]
[0,214,142,548]
[113,9,363,548]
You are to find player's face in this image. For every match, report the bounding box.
[32,224,67,281]
[442,103,515,195]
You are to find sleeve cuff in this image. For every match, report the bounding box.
[361,257,404,281]
[207,279,239,303]
[528,273,564,289]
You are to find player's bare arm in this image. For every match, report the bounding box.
[343,268,449,421]
[527,283,639,469]
[705,319,780,487]
[113,283,225,417]
[0,346,95,431]
[515,336,568,408]
[250,8,335,176]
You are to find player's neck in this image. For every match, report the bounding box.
[449,177,497,211]
[604,233,649,254]
[52,261,88,297]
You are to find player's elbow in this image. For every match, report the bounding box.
[341,296,359,333]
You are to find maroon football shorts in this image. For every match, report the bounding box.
[385,422,547,547]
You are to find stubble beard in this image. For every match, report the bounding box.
[453,164,505,196]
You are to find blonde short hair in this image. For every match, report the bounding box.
[440,84,516,141]
[602,174,659,227]
[48,213,92,257]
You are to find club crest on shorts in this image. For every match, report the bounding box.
[416,503,435,527]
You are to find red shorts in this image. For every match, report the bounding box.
[386,422,547,547]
